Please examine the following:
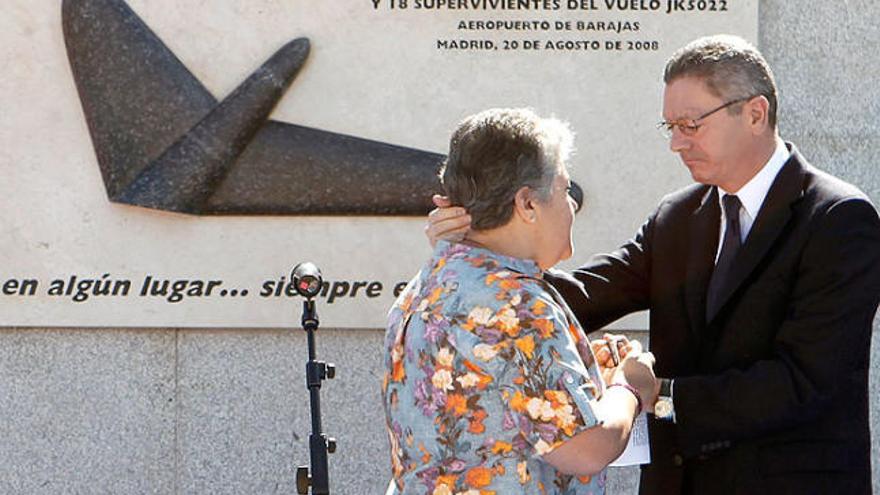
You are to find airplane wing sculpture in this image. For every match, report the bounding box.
[62,0,446,215]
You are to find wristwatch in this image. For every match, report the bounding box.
[654,378,675,421]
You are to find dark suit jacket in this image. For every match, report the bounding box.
[547,144,880,494]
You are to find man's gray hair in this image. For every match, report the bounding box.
[439,108,573,231]
[664,34,778,128]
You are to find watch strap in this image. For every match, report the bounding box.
[659,377,672,398]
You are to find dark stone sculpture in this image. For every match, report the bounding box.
[62,0,445,215]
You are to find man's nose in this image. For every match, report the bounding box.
[669,127,691,153]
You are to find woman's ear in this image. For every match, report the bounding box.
[513,186,538,224]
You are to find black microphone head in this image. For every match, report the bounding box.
[292,262,323,298]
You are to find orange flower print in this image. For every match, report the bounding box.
[468,421,485,435]
[515,335,536,359]
[496,306,520,336]
[463,362,490,389]
[469,254,488,267]
[462,359,483,373]
[477,373,494,390]
[543,390,569,408]
[434,474,458,495]
[390,343,406,382]
[418,442,432,464]
[427,286,444,305]
[391,357,406,382]
[399,293,414,313]
[508,391,528,413]
[465,466,493,488]
[468,408,488,433]
[499,278,522,291]
[436,474,457,486]
[445,393,468,416]
[533,318,555,338]
[531,299,547,315]
[556,409,578,436]
[431,257,447,275]
[483,271,501,286]
[490,441,513,455]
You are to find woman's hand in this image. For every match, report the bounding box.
[590,333,632,385]
[425,195,471,247]
[544,337,655,476]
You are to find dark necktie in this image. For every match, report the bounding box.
[706,194,742,321]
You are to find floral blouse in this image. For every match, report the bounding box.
[382,241,607,494]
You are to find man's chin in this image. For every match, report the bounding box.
[686,167,715,186]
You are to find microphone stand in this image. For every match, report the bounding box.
[296,297,336,494]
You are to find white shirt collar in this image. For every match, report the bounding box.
[719,137,790,221]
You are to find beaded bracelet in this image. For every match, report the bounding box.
[607,383,643,416]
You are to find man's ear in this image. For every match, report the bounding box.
[513,186,538,224]
[747,95,770,134]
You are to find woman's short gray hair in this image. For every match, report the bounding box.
[439,108,573,231]
[664,34,778,128]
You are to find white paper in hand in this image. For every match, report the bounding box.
[610,412,651,466]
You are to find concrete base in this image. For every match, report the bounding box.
[1,317,877,494]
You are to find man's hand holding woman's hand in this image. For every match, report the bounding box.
[425,195,470,247]
[590,334,632,385]
[592,334,660,413]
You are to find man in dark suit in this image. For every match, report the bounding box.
[427,35,880,494]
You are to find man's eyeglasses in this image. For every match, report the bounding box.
[657,95,756,139]
[568,181,584,213]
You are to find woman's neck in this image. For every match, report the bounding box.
[464,223,535,264]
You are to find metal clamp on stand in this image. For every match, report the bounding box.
[292,262,336,495]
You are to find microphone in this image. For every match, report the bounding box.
[292,262,323,299]
[291,261,335,494]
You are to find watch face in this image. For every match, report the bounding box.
[655,398,673,418]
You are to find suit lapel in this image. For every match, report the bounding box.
[685,186,720,338]
[706,147,806,325]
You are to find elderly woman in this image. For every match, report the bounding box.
[382,108,657,494]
